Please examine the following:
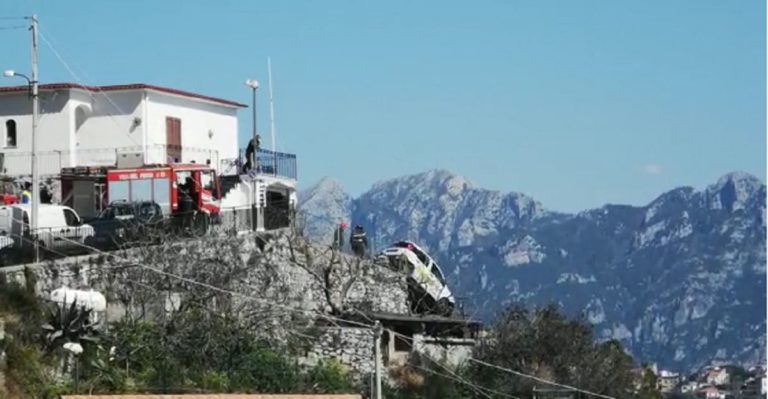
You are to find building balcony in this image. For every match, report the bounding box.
[220,148,298,181]
[0,145,298,183]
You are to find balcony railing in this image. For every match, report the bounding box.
[0,144,222,177]
[256,149,297,180]
[0,145,297,181]
[222,149,298,181]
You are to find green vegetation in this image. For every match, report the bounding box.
[0,277,659,398]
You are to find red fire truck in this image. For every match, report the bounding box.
[61,163,222,230]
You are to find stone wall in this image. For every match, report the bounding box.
[302,327,375,378]
[412,334,475,367]
[0,231,478,382]
[0,231,408,317]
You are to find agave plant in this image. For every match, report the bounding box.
[41,300,100,352]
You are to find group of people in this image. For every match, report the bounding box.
[18,182,52,204]
[333,222,368,258]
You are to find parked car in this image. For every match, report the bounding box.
[85,201,165,250]
[376,240,455,316]
[9,204,95,257]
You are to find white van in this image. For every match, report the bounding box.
[9,204,95,254]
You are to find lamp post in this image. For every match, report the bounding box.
[63,342,83,393]
[4,15,39,262]
[244,79,259,231]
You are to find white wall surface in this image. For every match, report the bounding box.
[145,92,239,170]
[0,89,73,175]
[69,90,144,167]
[0,87,241,176]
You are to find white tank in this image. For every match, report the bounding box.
[50,287,107,313]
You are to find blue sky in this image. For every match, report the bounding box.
[1,0,764,212]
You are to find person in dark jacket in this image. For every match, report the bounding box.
[178,177,196,230]
[243,135,261,174]
[350,225,368,258]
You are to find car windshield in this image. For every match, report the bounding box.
[101,204,133,218]
[430,264,446,285]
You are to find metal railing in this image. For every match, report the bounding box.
[0,150,67,176]
[221,149,298,180]
[0,144,223,177]
[256,149,297,180]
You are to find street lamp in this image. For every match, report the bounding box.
[4,66,39,262]
[63,342,83,392]
[244,79,259,231]
[3,70,30,83]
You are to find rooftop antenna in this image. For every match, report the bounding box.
[267,57,277,172]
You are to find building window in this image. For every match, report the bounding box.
[5,120,16,148]
[166,117,182,162]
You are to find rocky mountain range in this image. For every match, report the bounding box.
[298,170,766,373]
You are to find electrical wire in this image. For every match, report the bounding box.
[6,219,615,399]
[37,26,142,147]
[32,231,530,398]
[469,358,617,399]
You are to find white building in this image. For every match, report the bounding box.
[0,82,245,176]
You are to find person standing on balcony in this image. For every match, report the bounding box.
[243,134,262,174]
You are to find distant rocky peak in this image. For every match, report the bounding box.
[705,171,764,211]
[370,169,474,195]
[300,177,348,201]
[299,177,352,244]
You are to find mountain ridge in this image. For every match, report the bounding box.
[298,169,766,372]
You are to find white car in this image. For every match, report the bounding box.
[377,240,455,316]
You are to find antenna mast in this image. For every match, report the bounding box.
[267,57,277,166]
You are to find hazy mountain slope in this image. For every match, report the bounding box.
[299,170,766,371]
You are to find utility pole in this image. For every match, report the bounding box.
[373,321,383,399]
[267,57,277,173]
[244,79,259,232]
[30,14,39,263]
[251,85,257,231]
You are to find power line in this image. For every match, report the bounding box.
[0,25,26,31]
[468,358,617,399]
[36,26,141,148]
[24,230,617,399]
[48,232,370,330]
[409,362,516,399]
[37,232,525,398]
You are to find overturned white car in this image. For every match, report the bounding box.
[376,240,455,317]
